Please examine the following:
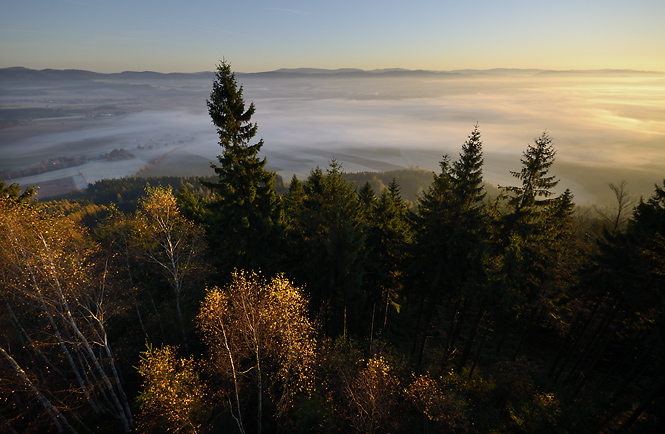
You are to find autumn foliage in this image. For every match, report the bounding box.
[1,61,664,433]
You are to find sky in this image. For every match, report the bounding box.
[2,0,665,73]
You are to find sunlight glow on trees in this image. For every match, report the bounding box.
[197,270,316,433]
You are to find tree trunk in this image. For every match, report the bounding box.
[381,288,390,334]
[150,294,167,342]
[457,307,485,370]
[0,346,78,434]
[511,307,539,361]
[416,301,436,371]
[175,291,188,349]
[617,376,665,433]
[40,237,132,432]
[444,296,461,357]
[565,302,618,385]
[369,302,375,354]
[6,232,100,413]
[256,355,263,434]
[550,298,602,384]
[219,317,246,434]
[446,296,469,357]
[411,295,425,359]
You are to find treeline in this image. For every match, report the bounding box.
[0,108,71,123]
[1,156,87,180]
[1,149,135,181]
[0,62,664,434]
[344,168,434,208]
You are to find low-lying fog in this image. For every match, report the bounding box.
[1,69,664,205]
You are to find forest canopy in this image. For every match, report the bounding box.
[1,61,663,434]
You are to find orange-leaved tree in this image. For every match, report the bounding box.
[0,196,133,432]
[198,270,316,434]
[133,186,207,348]
[136,344,208,434]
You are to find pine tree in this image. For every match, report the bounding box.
[451,125,486,215]
[282,175,305,231]
[357,181,377,218]
[203,61,282,276]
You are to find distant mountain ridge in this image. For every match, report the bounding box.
[1,66,662,82]
[0,67,214,82]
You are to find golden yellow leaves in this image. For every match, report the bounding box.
[197,270,316,419]
[136,344,207,434]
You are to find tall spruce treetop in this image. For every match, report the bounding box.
[504,131,558,216]
[494,131,571,303]
[413,126,488,299]
[285,161,366,337]
[451,124,486,217]
[208,61,257,147]
[204,61,281,275]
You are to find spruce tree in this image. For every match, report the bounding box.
[286,161,366,337]
[495,131,567,301]
[501,131,559,235]
[203,61,282,276]
[369,178,413,335]
[357,181,377,212]
[413,125,487,298]
[410,126,488,367]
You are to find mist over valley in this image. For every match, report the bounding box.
[1,67,664,205]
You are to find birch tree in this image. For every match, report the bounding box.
[0,196,133,432]
[197,270,316,433]
[133,186,207,348]
[136,344,207,434]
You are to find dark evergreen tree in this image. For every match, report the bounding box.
[410,125,488,367]
[488,133,577,366]
[357,181,377,215]
[203,61,282,276]
[176,184,210,225]
[285,161,366,338]
[494,131,569,303]
[548,182,665,431]
[501,131,559,235]
[413,126,487,294]
[282,175,305,230]
[450,125,487,216]
[367,178,413,337]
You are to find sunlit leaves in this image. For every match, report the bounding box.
[405,372,469,431]
[197,270,316,423]
[0,196,133,432]
[133,186,207,345]
[343,356,401,433]
[137,344,207,434]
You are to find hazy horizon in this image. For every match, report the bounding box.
[4,65,665,75]
[3,1,665,73]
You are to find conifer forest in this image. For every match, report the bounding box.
[1,61,664,433]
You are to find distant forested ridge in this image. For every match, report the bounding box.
[1,63,663,434]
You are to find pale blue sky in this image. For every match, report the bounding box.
[1,0,664,73]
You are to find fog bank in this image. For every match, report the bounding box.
[1,69,663,204]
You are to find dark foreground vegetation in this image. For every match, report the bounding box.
[1,61,663,434]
